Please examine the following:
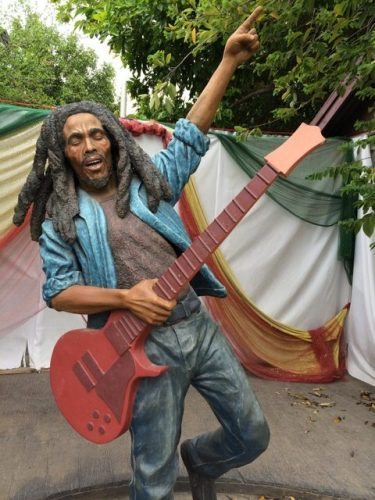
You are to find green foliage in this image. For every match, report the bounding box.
[51,0,373,131]
[0,4,117,110]
[233,126,263,140]
[308,136,375,249]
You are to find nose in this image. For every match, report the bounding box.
[83,136,96,153]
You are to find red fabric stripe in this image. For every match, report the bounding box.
[120,118,172,147]
[0,210,31,251]
[179,191,346,383]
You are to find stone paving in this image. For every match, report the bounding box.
[1,371,374,500]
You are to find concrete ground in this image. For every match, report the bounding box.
[0,370,374,500]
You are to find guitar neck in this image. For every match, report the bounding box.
[154,163,278,300]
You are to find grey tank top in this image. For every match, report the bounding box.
[100,195,180,290]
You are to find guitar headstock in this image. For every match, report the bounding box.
[264,123,325,177]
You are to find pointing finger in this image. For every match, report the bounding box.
[239,6,263,32]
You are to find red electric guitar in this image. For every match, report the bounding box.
[50,123,324,444]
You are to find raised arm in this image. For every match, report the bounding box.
[187,6,262,134]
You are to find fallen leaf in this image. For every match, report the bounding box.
[358,391,375,411]
[288,391,335,409]
[319,401,336,408]
[360,391,371,400]
[288,392,311,401]
[310,387,329,398]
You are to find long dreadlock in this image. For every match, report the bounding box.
[13,101,172,245]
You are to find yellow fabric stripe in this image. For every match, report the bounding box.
[0,122,42,237]
[183,177,347,373]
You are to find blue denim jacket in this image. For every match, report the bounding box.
[39,119,226,325]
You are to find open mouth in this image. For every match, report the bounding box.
[83,157,104,172]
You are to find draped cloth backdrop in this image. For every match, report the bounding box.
[0,103,373,385]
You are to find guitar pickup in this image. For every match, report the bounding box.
[73,361,96,392]
[73,351,105,392]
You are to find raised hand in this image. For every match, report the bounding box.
[223,6,262,67]
[187,6,263,133]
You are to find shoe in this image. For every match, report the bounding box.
[180,439,217,500]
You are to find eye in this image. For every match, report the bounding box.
[67,135,82,146]
[93,131,106,140]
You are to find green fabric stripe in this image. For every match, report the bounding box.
[338,146,357,284]
[0,103,50,136]
[215,132,347,227]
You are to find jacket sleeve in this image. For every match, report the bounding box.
[151,118,210,205]
[39,219,85,306]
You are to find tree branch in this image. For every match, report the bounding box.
[233,84,274,106]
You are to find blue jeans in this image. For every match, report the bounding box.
[129,305,270,499]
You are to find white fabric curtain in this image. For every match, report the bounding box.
[0,224,85,369]
[193,135,351,329]
[345,137,375,385]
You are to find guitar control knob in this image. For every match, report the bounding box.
[104,414,111,423]
[87,422,94,431]
[98,426,106,434]
[92,410,100,419]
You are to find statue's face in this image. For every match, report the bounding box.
[63,113,114,193]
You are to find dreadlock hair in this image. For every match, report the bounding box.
[13,101,173,245]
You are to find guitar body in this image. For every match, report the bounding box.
[50,311,168,444]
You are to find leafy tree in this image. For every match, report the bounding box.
[308,137,375,251]
[0,6,117,110]
[51,0,374,132]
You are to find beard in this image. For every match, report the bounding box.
[81,162,114,190]
[85,174,112,190]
